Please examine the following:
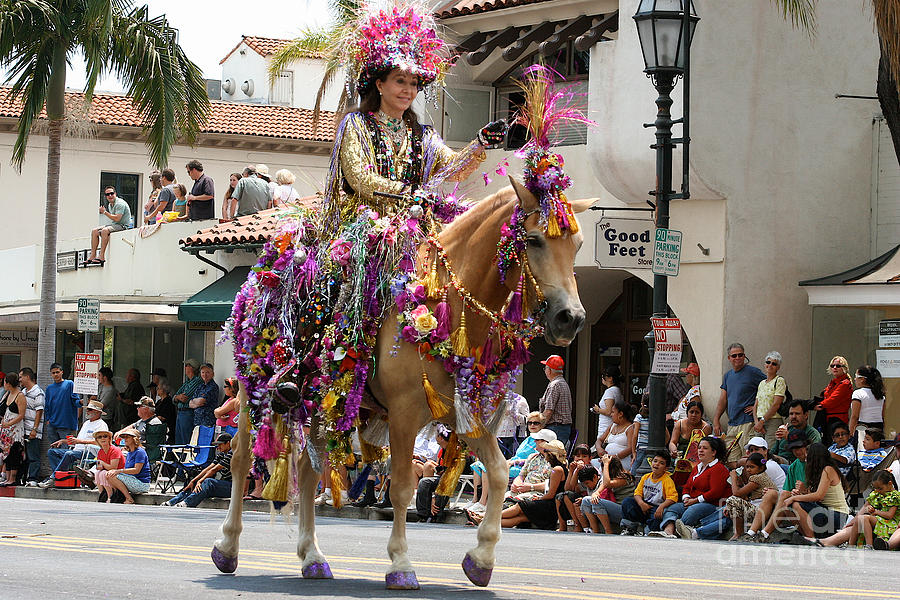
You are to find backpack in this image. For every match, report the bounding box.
[775,376,793,418]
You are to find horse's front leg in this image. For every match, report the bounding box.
[385,418,420,590]
[461,435,508,587]
[297,447,332,578]
[212,386,251,573]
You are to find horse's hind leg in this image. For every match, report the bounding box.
[297,446,333,578]
[212,384,251,573]
[460,435,507,587]
[385,417,420,590]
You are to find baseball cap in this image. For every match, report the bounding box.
[531,429,558,443]
[540,355,564,370]
[137,396,156,410]
[745,436,768,450]
[681,363,700,376]
[786,429,809,449]
[184,358,200,369]
[215,432,233,444]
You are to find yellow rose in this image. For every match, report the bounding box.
[414,313,438,334]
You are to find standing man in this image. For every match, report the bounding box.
[174,359,202,444]
[43,363,81,446]
[192,363,220,429]
[713,343,765,467]
[538,355,573,446]
[115,368,144,432]
[230,165,272,217]
[87,185,132,265]
[185,159,215,221]
[18,367,44,484]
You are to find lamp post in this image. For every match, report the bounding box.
[633,0,699,470]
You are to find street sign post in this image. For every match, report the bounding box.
[77,298,100,332]
[650,317,682,374]
[73,352,101,395]
[652,227,682,277]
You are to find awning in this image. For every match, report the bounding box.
[799,244,900,306]
[177,266,251,323]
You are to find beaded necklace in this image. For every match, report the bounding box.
[376,110,407,146]
[364,112,423,187]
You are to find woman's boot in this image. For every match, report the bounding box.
[352,480,377,507]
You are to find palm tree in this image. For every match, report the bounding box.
[772,0,900,162]
[267,0,360,121]
[0,0,210,388]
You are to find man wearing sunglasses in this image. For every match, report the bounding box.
[87,185,132,265]
[713,342,765,467]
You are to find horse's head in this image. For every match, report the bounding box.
[509,176,591,347]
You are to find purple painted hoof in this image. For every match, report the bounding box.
[211,546,238,573]
[462,553,493,587]
[385,571,420,590]
[302,561,333,579]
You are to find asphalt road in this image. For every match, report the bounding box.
[1,497,897,600]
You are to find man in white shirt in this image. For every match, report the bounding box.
[19,368,44,484]
[37,400,108,487]
[498,392,529,458]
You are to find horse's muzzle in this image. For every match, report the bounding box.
[543,302,585,347]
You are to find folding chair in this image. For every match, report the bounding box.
[157,426,216,494]
[565,429,580,458]
[452,474,476,509]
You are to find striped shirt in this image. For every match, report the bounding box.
[539,376,572,426]
[23,384,44,439]
[213,450,234,482]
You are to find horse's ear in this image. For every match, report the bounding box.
[508,175,539,212]
[569,197,599,214]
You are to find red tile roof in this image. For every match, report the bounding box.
[0,87,336,143]
[219,35,323,65]
[436,0,555,18]
[180,197,322,249]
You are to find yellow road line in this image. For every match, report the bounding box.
[3,532,897,598]
[0,539,671,600]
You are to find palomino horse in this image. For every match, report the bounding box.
[211,177,592,589]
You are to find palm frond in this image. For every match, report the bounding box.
[873,0,900,94]
[770,0,817,36]
[8,39,55,168]
[77,0,123,99]
[267,32,330,85]
[108,5,209,167]
[0,0,56,68]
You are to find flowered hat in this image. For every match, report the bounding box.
[338,1,450,95]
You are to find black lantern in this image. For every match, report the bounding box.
[633,0,699,76]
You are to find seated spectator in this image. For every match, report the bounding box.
[90,429,124,499]
[820,469,899,549]
[770,399,821,463]
[115,368,144,433]
[97,367,119,431]
[38,399,108,488]
[827,421,856,476]
[0,373,26,487]
[724,452,776,540]
[88,185,132,265]
[214,377,240,435]
[222,172,242,220]
[747,429,810,542]
[115,396,162,442]
[499,440,567,529]
[414,428,451,522]
[411,427,441,480]
[736,436,786,489]
[162,433,234,507]
[172,183,190,221]
[185,159,215,222]
[651,436,730,538]
[859,428,890,472]
[580,455,636,534]
[630,396,656,476]
[620,451,678,535]
[191,364,220,429]
[106,428,151,504]
[154,379,176,443]
[272,169,301,206]
[781,442,849,543]
[668,400,711,460]
[594,400,636,472]
[230,165,272,217]
[145,168,176,224]
[555,444,593,531]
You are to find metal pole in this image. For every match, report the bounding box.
[646,74,676,461]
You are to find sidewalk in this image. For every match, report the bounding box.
[2,485,469,524]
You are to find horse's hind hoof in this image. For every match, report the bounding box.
[462,553,493,587]
[211,546,237,573]
[302,562,333,579]
[385,571,420,590]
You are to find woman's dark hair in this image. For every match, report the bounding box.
[4,372,19,387]
[685,400,704,416]
[872,469,898,489]
[577,465,599,482]
[572,444,591,457]
[611,399,635,422]
[606,456,634,484]
[865,428,885,443]
[856,365,885,400]
[652,450,672,468]
[224,173,242,201]
[602,365,623,387]
[804,442,848,492]
[746,452,766,469]
[98,367,114,382]
[700,436,726,462]
[830,420,850,436]
[546,452,566,469]
[348,69,423,137]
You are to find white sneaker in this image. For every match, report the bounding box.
[25,480,38,488]
[174,501,187,508]
[469,502,487,514]
[315,491,332,506]
[647,530,677,538]
[37,479,54,489]
[460,500,476,511]
[326,491,349,506]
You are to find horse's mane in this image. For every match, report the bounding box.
[440,186,517,244]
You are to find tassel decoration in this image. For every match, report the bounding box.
[423,255,441,299]
[503,280,524,323]
[423,372,450,418]
[361,417,390,447]
[450,306,471,357]
[253,415,284,460]
[547,206,562,238]
[262,448,290,503]
[433,300,451,341]
[479,331,496,371]
[454,392,476,435]
[435,432,466,496]
[485,398,508,436]
[330,460,346,508]
[509,337,530,367]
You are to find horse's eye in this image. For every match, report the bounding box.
[526,235,544,248]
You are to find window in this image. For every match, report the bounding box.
[100,171,140,227]
[494,42,590,149]
[442,86,493,144]
[271,70,294,106]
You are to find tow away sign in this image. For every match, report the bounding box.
[651,318,682,374]
[74,352,101,395]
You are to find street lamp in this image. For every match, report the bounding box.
[633,0,699,472]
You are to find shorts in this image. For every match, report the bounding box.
[725,495,758,522]
[116,473,150,494]
[724,423,755,465]
[796,501,849,535]
[105,222,126,232]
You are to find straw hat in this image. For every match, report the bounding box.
[544,440,567,461]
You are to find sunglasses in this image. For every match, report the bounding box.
[830,364,844,369]
[765,360,779,365]
[526,421,542,426]
[104,192,115,196]
[730,353,745,359]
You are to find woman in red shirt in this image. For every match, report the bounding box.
[816,356,852,446]
[93,430,124,502]
[651,436,731,538]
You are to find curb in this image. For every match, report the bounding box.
[5,486,470,524]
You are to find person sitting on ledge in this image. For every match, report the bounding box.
[87,185,132,265]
